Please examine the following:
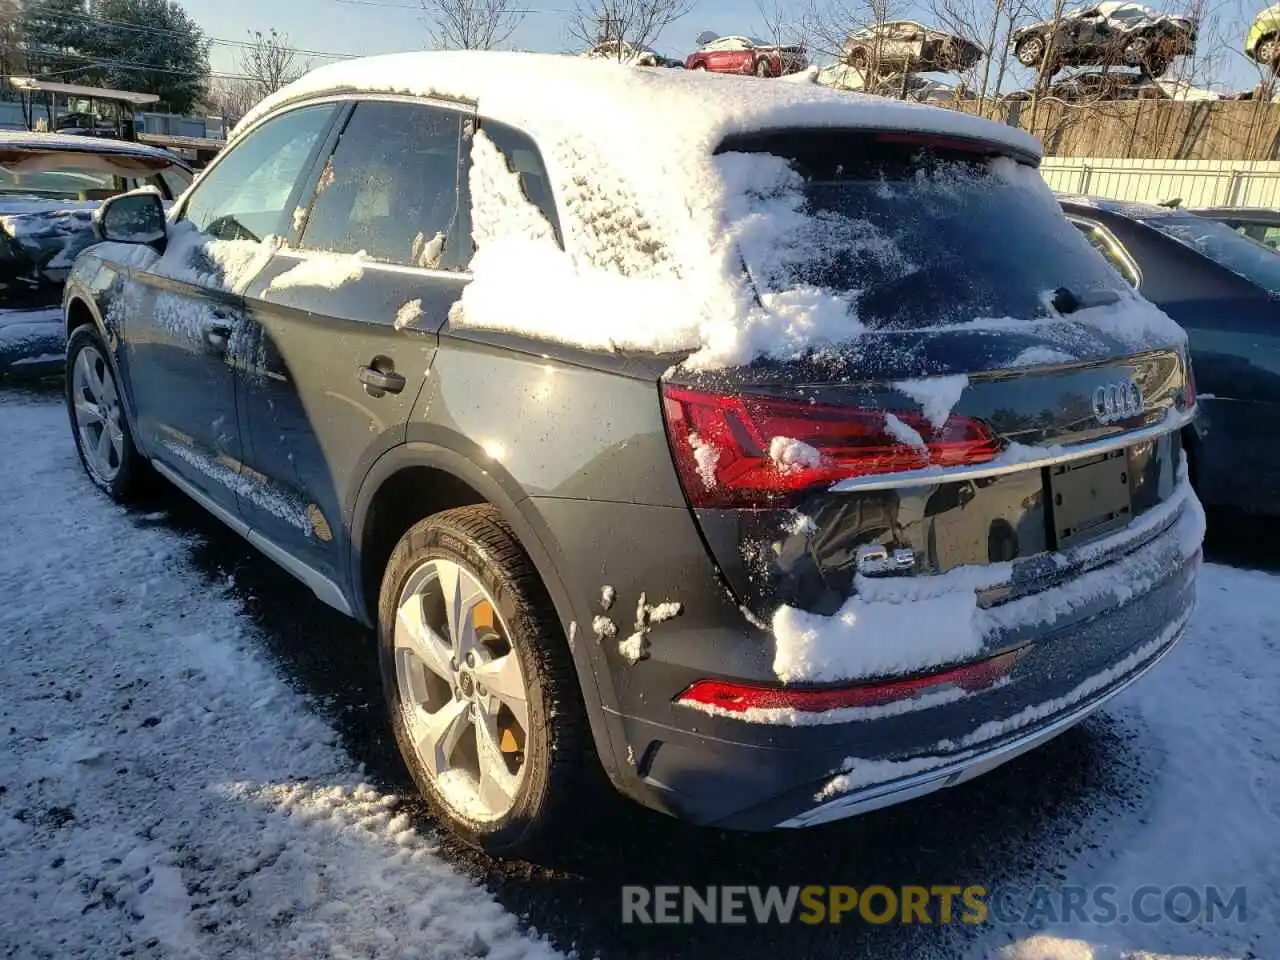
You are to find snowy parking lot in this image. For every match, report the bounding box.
[0,383,1276,960]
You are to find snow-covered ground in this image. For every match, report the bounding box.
[0,387,1276,959]
[0,391,560,959]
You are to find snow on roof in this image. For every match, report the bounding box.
[235,51,1040,161]
[238,52,1053,370]
[0,130,184,165]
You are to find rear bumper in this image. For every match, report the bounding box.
[776,611,1186,827]
[555,480,1200,829]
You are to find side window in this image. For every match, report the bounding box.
[462,118,562,258]
[157,167,193,201]
[182,104,336,243]
[1072,220,1139,287]
[297,101,464,270]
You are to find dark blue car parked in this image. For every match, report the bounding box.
[1061,195,1280,516]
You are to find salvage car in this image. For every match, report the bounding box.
[842,20,982,74]
[64,51,1201,858]
[816,63,972,101]
[1245,3,1280,69]
[1002,69,1218,101]
[1012,2,1197,77]
[1063,195,1280,515]
[0,131,192,375]
[685,32,808,76]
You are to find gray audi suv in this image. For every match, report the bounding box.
[61,52,1202,858]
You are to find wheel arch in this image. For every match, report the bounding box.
[63,283,147,456]
[348,441,628,782]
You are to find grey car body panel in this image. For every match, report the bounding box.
[58,82,1199,830]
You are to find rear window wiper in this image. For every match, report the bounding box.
[1049,286,1122,316]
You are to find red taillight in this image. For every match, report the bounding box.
[675,648,1024,714]
[661,384,1000,509]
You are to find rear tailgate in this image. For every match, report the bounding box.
[661,127,1196,662]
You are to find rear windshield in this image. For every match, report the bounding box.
[1142,214,1280,295]
[719,132,1130,331]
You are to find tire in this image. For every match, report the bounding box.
[848,47,869,71]
[1257,35,1280,68]
[754,57,773,78]
[1015,35,1045,68]
[65,324,148,502]
[691,61,707,70]
[377,505,599,858]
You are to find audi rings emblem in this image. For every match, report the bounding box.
[1093,379,1143,424]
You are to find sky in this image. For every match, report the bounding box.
[184,0,1269,93]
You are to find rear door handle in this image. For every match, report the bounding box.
[201,317,233,353]
[359,364,406,396]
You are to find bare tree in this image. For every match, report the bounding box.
[756,0,807,47]
[203,77,259,125]
[568,0,694,59]
[930,0,1035,113]
[238,28,310,100]
[423,0,526,49]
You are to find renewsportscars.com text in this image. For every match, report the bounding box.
[620,884,1248,926]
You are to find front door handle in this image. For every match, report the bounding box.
[359,362,406,397]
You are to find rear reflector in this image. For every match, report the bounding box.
[661,385,1001,509]
[675,648,1025,714]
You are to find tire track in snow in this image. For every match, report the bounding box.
[0,393,561,960]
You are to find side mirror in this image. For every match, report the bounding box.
[92,189,167,247]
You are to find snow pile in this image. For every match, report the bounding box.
[775,464,1204,683]
[769,436,824,471]
[393,298,424,330]
[0,395,562,960]
[895,374,968,428]
[267,250,366,293]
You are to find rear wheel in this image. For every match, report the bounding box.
[754,57,773,77]
[691,61,707,70]
[65,325,147,501]
[378,505,598,858]
[1257,34,1280,69]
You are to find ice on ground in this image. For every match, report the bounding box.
[0,395,561,960]
[267,250,367,292]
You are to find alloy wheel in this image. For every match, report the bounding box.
[1017,36,1044,66]
[71,345,125,483]
[393,558,529,822]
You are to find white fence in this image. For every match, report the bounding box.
[1040,157,1280,207]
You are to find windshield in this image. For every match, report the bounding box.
[721,132,1131,331]
[1144,214,1280,294]
[0,165,131,200]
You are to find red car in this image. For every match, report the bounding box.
[684,32,808,77]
